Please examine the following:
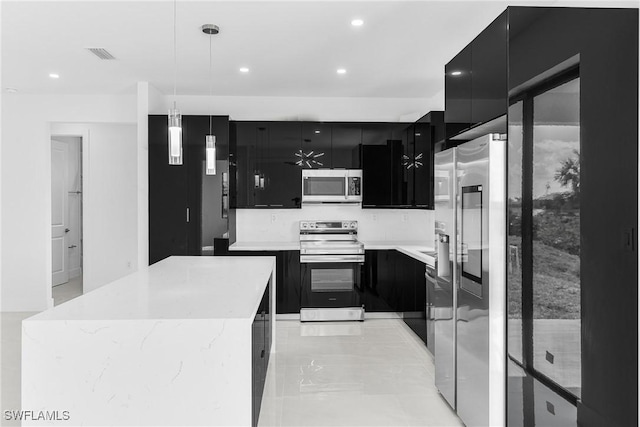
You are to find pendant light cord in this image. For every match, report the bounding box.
[209,32,213,134]
[173,0,177,103]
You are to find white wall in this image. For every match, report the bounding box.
[1,94,136,311]
[1,86,435,312]
[236,207,434,245]
[51,123,138,293]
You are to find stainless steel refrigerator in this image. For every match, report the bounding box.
[433,133,507,427]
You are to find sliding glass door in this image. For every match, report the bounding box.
[508,70,581,403]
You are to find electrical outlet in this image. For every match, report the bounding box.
[271,214,277,223]
[402,214,408,222]
[127,261,131,268]
[372,214,377,222]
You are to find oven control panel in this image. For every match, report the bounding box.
[300,220,357,231]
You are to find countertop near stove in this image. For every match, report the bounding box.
[361,241,435,267]
[22,256,276,426]
[229,241,301,251]
[229,240,435,266]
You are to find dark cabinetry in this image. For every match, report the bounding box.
[360,123,413,208]
[231,120,436,209]
[262,122,301,208]
[445,10,508,140]
[471,11,507,125]
[231,122,301,208]
[363,250,428,345]
[148,115,229,264]
[396,252,427,343]
[445,44,472,138]
[363,250,395,312]
[252,282,271,427]
[330,122,361,169]
[216,249,301,315]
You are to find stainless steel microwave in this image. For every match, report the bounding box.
[301,169,363,204]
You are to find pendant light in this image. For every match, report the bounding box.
[202,24,219,175]
[168,0,182,165]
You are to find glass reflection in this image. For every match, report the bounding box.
[532,78,581,397]
[508,100,524,363]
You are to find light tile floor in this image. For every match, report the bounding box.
[1,278,83,426]
[1,307,462,426]
[258,319,464,427]
[53,275,83,306]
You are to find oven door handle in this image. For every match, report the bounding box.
[301,249,363,255]
[300,255,365,263]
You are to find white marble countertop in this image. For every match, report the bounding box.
[228,240,435,266]
[358,240,433,266]
[229,241,300,251]
[25,256,275,322]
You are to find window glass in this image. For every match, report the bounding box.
[532,78,581,397]
[507,100,524,363]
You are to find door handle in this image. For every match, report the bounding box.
[186,207,190,223]
[68,245,77,249]
[64,228,70,233]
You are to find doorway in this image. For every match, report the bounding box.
[51,135,83,305]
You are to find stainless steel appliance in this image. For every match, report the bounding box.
[434,134,506,427]
[299,220,365,321]
[425,262,436,355]
[301,169,362,204]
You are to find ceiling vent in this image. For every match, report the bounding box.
[86,48,116,60]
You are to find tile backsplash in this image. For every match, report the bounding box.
[236,206,434,244]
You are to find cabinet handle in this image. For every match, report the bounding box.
[260,349,265,358]
[186,207,190,223]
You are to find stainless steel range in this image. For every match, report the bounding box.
[299,220,365,321]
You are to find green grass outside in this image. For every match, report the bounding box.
[508,237,580,320]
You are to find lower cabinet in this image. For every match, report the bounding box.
[217,248,301,314]
[252,282,271,427]
[363,250,428,345]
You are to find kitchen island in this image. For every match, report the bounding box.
[22,256,275,426]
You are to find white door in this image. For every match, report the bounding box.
[52,140,69,286]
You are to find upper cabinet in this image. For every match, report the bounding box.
[414,112,442,207]
[331,122,362,169]
[445,10,508,142]
[471,11,507,126]
[230,120,441,209]
[231,121,301,208]
[445,44,472,139]
[300,122,331,169]
[262,122,301,208]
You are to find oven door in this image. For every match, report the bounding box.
[300,262,363,308]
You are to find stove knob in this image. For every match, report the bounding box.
[342,223,348,228]
[351,222,356,228]
[301,222,307,229]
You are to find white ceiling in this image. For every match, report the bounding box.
[2,0,636,99]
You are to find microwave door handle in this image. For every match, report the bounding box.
[345,174,349,199]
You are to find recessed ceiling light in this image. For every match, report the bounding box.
[239,67,249,73]
[451,71,462,76]
[336,68,347,75]
[314,130,321,134]
[351,19,364,27]
[49,73,60,79]
[5,88,18,93]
